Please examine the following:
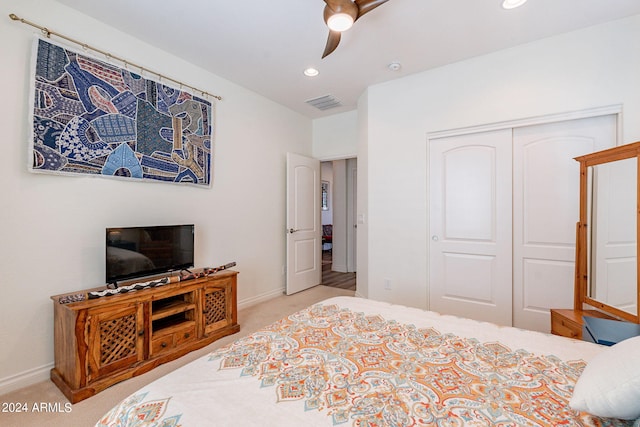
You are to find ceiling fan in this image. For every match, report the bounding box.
[321,0,390,58]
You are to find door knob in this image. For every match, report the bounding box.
[289,228,299,234]
[432,235,439,241]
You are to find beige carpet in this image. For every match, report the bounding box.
[0,285,355,427]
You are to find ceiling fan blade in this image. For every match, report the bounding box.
[322,30,342,58]
[355,0,389,19]
[324,0,354,13]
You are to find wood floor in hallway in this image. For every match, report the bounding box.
[321,250,356,291]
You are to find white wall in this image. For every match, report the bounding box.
[332,160,348,272]
[355,93,369,298]
[313,110,358,160]
[0,0,311,393]
[359,15,640,309]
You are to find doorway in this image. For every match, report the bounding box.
[321,158,357,290]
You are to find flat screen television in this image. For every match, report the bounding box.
[106,224,195,285]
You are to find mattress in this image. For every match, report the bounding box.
[95,296,632,426]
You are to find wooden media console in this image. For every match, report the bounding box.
[50,270,239,403]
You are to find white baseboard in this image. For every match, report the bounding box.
[0,363,53,397]
[237,287,284,310]
[332,263,348,273]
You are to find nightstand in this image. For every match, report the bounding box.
[582,316,640,346]
[550,308,615,340]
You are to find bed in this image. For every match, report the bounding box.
[95,296,639,426]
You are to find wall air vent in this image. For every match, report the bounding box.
[305,94,342,111]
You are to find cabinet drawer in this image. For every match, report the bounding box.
[551,313,581,339]
[152,325,196,356]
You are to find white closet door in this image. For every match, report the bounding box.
[429,129,513,326]
[512,115,616,332]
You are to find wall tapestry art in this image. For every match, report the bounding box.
[29,37,213,187]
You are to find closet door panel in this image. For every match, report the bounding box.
[512,115,616,332]
[444,147,494,241]
[429,129,513,326]
[519,138,584,245]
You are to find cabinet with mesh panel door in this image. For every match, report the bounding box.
[50,270,239,403]
[86,302,145,384]
[203,276,235,336]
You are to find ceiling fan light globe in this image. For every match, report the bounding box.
[502,0,528,9]
[327,13,354,32]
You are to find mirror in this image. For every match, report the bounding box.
[321,181,329,211]
[576,142,640,323]
[587,159,637,315]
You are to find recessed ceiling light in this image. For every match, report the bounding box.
[304,68,319,77]
[388,62,402,71]
[502,0,528,9]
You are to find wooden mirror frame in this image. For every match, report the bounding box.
[574,141,640,323]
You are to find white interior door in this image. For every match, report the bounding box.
[286,153,321,295]
[512,115,616,332]
[429,129,513,326]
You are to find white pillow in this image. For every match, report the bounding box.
[570,335,640,420]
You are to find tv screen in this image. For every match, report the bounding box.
[106,224,195,284]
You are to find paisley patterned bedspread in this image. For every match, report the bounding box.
[96,297,632,427]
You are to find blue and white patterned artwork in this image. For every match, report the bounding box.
[30,37,213,187]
